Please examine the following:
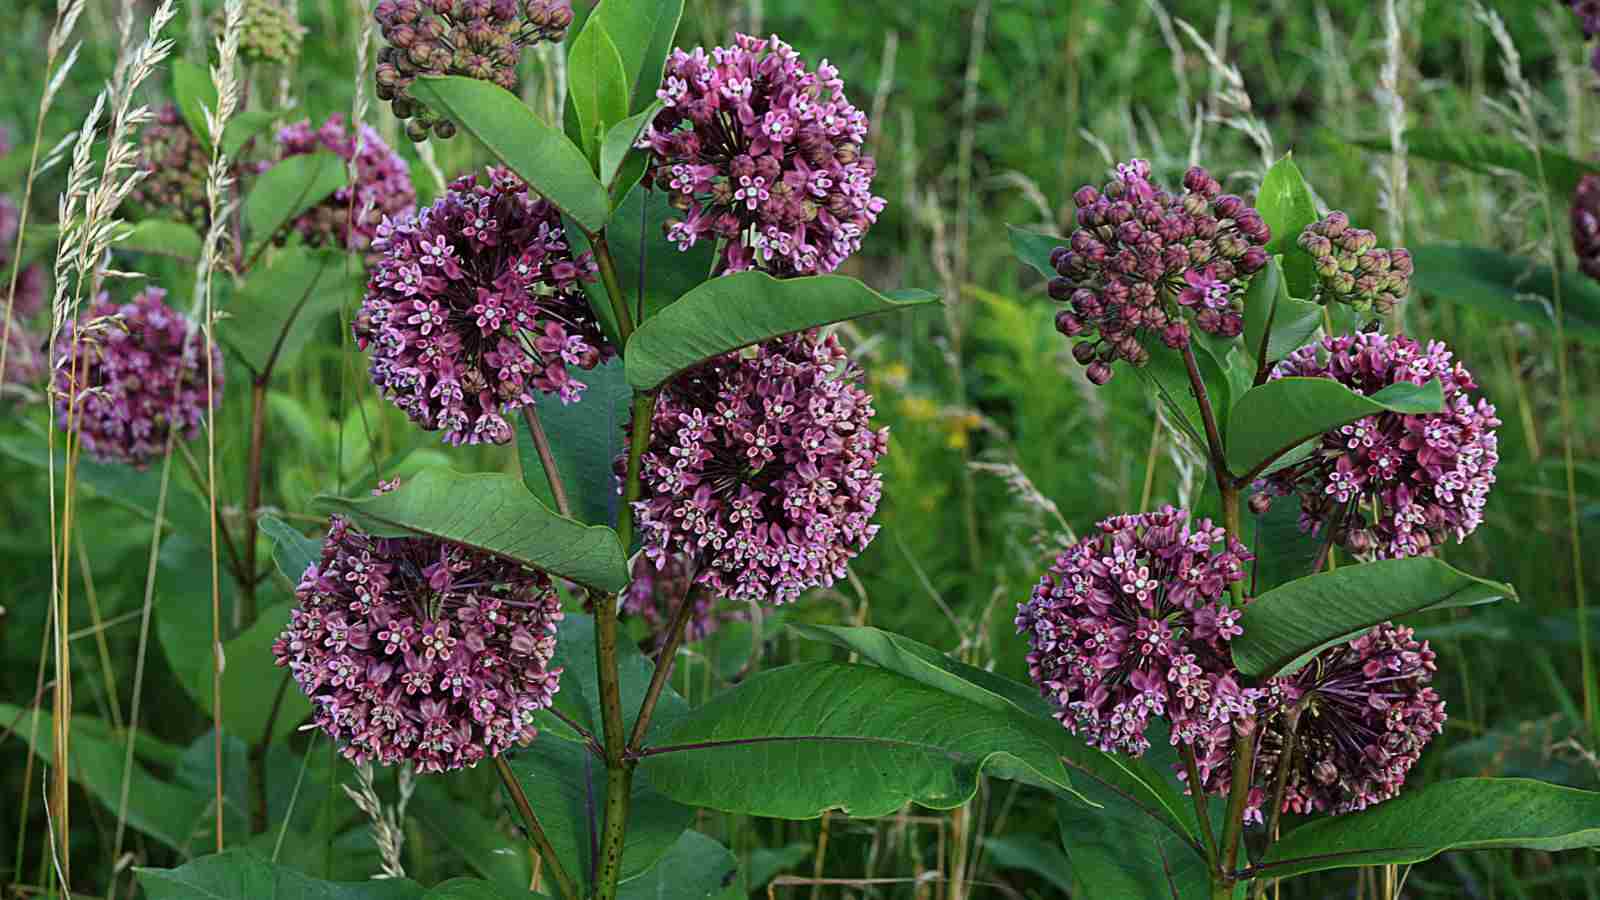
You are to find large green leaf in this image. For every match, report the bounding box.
[624,272,939,389]
[1224,377,1443,478]
[1256,155,1320,299]
[425,880,544,900]
[1256,778,1600,879]
[617,831,742,900]
[223,247,364,377]
[980,836,1074,892]
[583,0,685,114]
[159,598,312,743]
[516,358,630,527]
[1409,244,1600,344]
[640,661,1084,818]
[244,151,346,252]
[410,782,534,893]
[313,468,629,592]
[137,850,426,898]
[540,614,688,744]
[1057,790,1211,900]
[1232,557,1515,678]
[600,103,661,203]
[410,77,610,234]
[1008,224,1064,281]
[116,219,204,261]
[258,513,321,585]
[569,184,716,336]
[173,57,218,147]
[1354,129,1600,202]
[1133,339,1233,451]
[1241,255,1322,378]
[568,17,630,162]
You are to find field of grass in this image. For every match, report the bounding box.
[1,0,1597,897]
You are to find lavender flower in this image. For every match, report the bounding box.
[355,167,609,446]
[273,484,564,773]
[639,34,886,277]
[1015,506,1253,757]
[273,115,416,252]
[1573,174,1600,282]
[127,104,213,230]
[374,0,573,142]
[1252,333,1500,559]
[50,287,224,467]
[1049,160,1270,384]
[1185,622,1445,821]
[634,330,887,605]
[1297,212,1412,315]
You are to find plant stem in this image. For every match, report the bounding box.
[591,234,636,343]
[520,405,572,517]
[494,756,580,900]
[1178,743,1220,867]
[1179,344,1245,604]
[249,673,291,834]
[627,584,700,754]
[241,378,268,624]
[1252,705,1303,900]
[1219,717,1258,883]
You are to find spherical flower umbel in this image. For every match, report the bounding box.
[1297,212,1412,316]
[1572,174,1600,282]
[374,0,574,142]
[1048,160,1270,384]
[50,287,224,466]
[215,0,306,65]
[272,484,564,773]
[639,34,886,277]
[1252,333,1500,559]
[1015,506,1254,757]
[356,167,609,445]
[273,115,416,252]
[1186,622,1445,821]
[127,104,213,230]
[634,330,887,605]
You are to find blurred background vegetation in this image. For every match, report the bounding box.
[2,0,1597,896]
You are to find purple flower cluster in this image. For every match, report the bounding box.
[1298,212,1413,316]
[1253,333,1500,559]
[635,330,887,605]
[1015,507,1253,756]
[272,485,564,773]
[50,287,223,466]
[1573,174,1600,282]
[2,314,45,402]
[1186,622,1445,821]
[127,104,213,229]
[1049,160,1270,384]
[273,115,416,252]
[618,554,743,651]
[356,168,609,446]
[640,34,886,277]
[1572,1,1600,76]
[375,0,574,142]
[2,190,46,324]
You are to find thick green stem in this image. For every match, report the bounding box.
[521,405,571,517]
[1251,704,1303,900]
[591,234,636,344]
[1179,344,1246,604]
[628,582,700,754]
[1179,743,1219,867]
[1219,716,1258,883]
[495,756,581,900]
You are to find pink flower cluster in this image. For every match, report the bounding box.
[51,287,223,466]
[635,331,887,605]
[1015,507,1253,756]
[272,486,564,773]
[640,34,885,277]
[1049,160,1270,384]
[356,167,610,446]
[273,115,416,252]
[1573,174,1600,282]
[1186,622,1445,821]
[1253,333,1500,559]
[618,554,743,651]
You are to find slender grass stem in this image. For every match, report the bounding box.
[495,756,581,900]
[627,582,701,754]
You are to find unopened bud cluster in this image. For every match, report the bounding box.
[1297,212,1412,316]
[127,104,213,230]
[215,0,306,65]
[374,0,574,142]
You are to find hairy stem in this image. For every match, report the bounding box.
[521,405,572,517]
[627,584,701,754]
[494,756,580,900]
[591,235,636,344]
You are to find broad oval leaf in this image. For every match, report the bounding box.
[584,0,685,114]
[159,597,312,743]
[541,614,688,742]
[410,77,610,234]
[618,831,742,900]
[1256,778,1600,879]
[1224,377,1444,478]
[173,58,217,147]
[1410,244,1600,344]
[517,358,630,527]
[601,102,662,200]
[641,661,1085,819]
[312,468,629,593]
[223,246,364,377]
[624,272,939,389]
[1232,557,1515,678]
[1256,154,1320,299]
[243,151,346,252]
[569,184,716,338]
[115,219,203,261]
[1241,255,1323,378]
[137,850,426,899]
[1008,224,1064,281]
[568,17,631,162]
[426,879,545,899]
[259,513,322,584]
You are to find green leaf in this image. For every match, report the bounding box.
[173,58,218,147]
[1353,129,1600,202]
[624,272,939,389]
[223,108,283,158]
[411,77,610,234]
[1257,778,1600,879]
[584,0,685,114]
[617,831,742,900]
[1224,377,1444,478]
[115,219,203,261]
[980,836,1074,892]
[1008,224,1065,281]
[425,879,545,900]
[1256,154,1320,299]
[1232,557,1515,678]
[259,513,321,584]
[600,102,661,198]
[568,18,631,163]
[159,599,312,743]
[410,782,534,893]
[223,247,363,377]
[641,661,1084,819]
[516,358,630,527]
[569,184,716,335]
[1241,255,1323,377]
[1132,340,1232,451]
[542,614,688,743]
[243,151,346,252]
[312,468,629,593]
[1057,791,1210,900]
[137,850,426,899]
[1409,244,1600,344]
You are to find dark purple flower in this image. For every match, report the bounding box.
[1015,506,1253,756]
[272,482,564,773]
[614,553,745,651]
[356,167,610,445]
[273,115,416,252]
[127,104,213,230]
[1573,0,1600,37]
[1049,160,1269,382]
[1573,174,1600,282]
[1297,211,1412,315]
[50,287,224,466]
[1252,333,1500,559]
[639,34,885,277]
[634,330,887,604]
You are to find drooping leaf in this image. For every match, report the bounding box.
[1409,244,1600,344]
[568,18,631,162]
[223,246,364,377]
[1224,377,1443,478]
[516,358,630,527]
[624,272,939,389]
[1256,155,1321,299]
[259,513,321,584]
[312,468,629,593]
[1232,557,1515,678]
[410,77,610,234]
[1008,224,1065,281]
[1256,778,1600,879]
[600,102,661,200]
[137,850,426,899]
[244,151,346,253]
[1353,129,1600,203]
[583,0,685,114]
[617,831,742,900]
[1241,255,1323,378]
[115,219,204,261]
